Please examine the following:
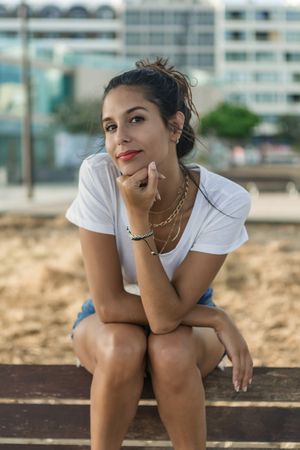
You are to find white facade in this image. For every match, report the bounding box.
[217,1,300,132]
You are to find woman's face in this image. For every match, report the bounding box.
[102,85,173,176]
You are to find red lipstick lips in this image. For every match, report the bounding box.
[117,150,141,161]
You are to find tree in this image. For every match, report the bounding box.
[54,100,101,134]
[200,102,260,143]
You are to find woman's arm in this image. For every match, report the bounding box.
[79,228,223,330]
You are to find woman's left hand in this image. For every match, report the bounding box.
[215,309,253,392]
[117,161,163,216]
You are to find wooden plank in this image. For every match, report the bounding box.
[1,365,300,402]
[0,447,90,450]
[0,447,285,450]
[0,404,299,442]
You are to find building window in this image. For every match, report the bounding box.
[254,72,280,82]
[149,11,164,25]
[255,10,271,21]
[226,93,247,103]
[225,72,249,82]
[67,6,89,18]
[225,52,247,61]
[255,32,270,41]
[0,5,7,17]
[174,12,187,25]
[286,31,300,42]
[149,33,165,45]
[195,11,214,25]
[125,11,140,25]
[255,93,278,103]
[225,31,246,41]
[285,52,300,62]
[195,33,214,45]
[287,94,300,103]
[39,6,62,18]
[286,10,300,21]
[95,6,116,19]
[255,52,276,62]
[126,33,147,46]
[225,10,246,20]
[292,73,300,82]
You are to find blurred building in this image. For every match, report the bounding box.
[218,1,300,135]
[1,0,300,182]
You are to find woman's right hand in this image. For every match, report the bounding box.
[214,309,253,392]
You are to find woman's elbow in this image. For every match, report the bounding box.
[150,319,179,335]
[96,302,116,323]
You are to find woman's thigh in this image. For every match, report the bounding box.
[72,314,148,375]
[192,326,225,378]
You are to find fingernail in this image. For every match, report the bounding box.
[149,161,156,170]
[249,378,252,385]
[159,173,166,179]
[156,191,161,200]
[234,382,240,392]
[242,386,247,392]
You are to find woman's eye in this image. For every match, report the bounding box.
[131,116,144,124]
[105,124,116,133]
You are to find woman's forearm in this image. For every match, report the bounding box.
[100,288,223,333]
[127,215,184,333]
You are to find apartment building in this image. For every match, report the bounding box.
[123,0,216,73]
[218,1,300,133]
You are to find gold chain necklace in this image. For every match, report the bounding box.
[150,183,185,216]
[154,207,182,254]
[151,170,189,229]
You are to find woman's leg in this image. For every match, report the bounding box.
[147,326,224,450]
[72,314,147,450]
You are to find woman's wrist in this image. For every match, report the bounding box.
[127,213,151,235]
[213,307,228,332]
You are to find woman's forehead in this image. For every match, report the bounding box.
[102,86,153,115]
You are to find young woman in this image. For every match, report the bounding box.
[66,58,253,450]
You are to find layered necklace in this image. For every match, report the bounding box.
[149,167,189,254]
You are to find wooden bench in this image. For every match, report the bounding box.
[0,365,299,450]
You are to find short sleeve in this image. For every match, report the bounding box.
[65,158,115,234]
[191,190,251,254]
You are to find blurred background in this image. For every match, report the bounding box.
[0,0,299,367]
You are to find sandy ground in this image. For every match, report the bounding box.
[0,215,299,367]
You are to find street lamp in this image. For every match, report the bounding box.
[19,1,34,199]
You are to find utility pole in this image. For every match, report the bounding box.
[20,1,34,199]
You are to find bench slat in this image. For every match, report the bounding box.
[0,404,299,442]
[0,447,285,450]
[1,365,300,402]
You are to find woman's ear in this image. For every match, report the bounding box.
[169,111,185,142]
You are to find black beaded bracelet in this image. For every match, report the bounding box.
[127,226,154,241]
[126,226,158,255]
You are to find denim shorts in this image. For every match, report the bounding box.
[71,287,215,338]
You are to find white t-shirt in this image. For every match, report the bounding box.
[66,153,250,286]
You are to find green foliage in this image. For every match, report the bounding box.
[200,102,260,141]
[54,100,101,134]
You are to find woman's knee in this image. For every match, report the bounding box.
[95,323,147,377]
[73,317,147,378]
[148,326,197,385]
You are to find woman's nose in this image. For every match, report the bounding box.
[116,126,131,145]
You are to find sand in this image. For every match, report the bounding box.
[0,215,299,367]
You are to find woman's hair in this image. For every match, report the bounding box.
[102,57,198,160]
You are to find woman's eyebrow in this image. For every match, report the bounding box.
[102,106,148,123]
